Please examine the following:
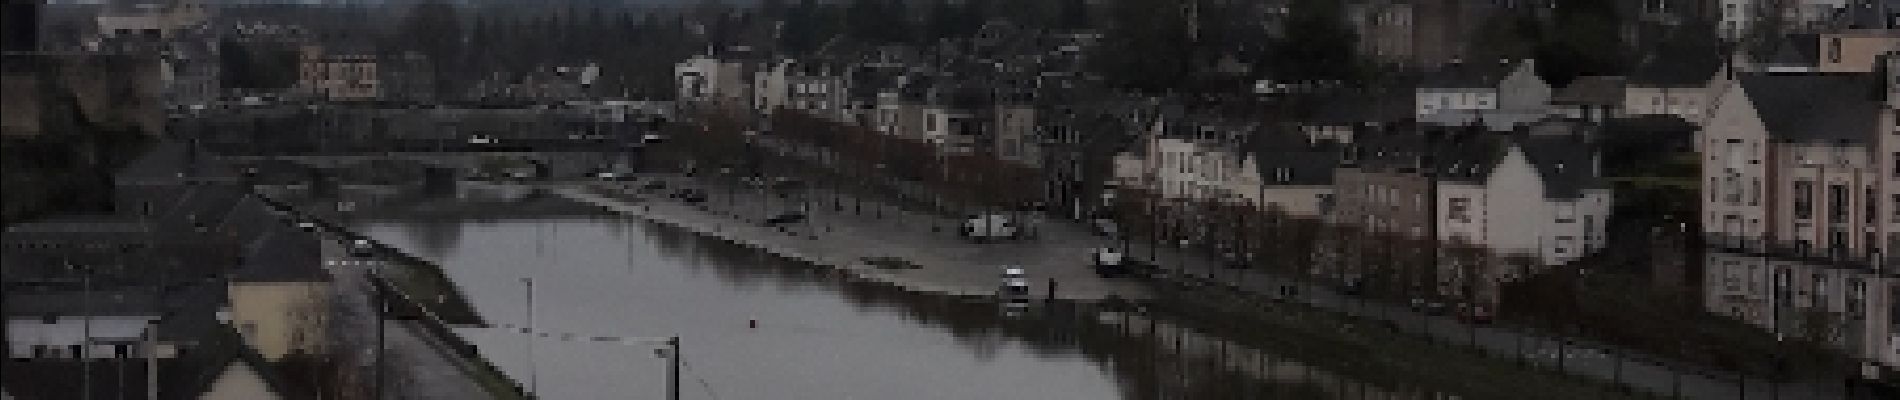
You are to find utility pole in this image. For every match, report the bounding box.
[668,336,682,400]
[524,277,538,396]
[373,270,385,400]
[79,262,92,400]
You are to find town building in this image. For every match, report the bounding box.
[296,44,379,100]
[1413,59,1552,131]
[1700,73,1893,267]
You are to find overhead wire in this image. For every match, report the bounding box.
[680,358,723,400]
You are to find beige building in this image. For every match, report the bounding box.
[1702,73,1895,264]
[227,231,332,362]
[298,45,380,100]
[1817,30,1900,73]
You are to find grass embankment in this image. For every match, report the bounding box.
[381,255,485,326]
[1145,284,1661,400]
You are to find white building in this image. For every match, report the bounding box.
[675,51,761,111]
[95,0,211,40]
[1414,59,1552,131]
[1435,121,1613,267]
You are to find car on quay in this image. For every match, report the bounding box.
[1091,248,1129,277]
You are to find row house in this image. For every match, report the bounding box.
[1335,119,1615,266]
[1622,47,1727,126]
[1333,124,1441,238]
[753,58,848,117]
[296,44,379,101]
[1700,72,1895,267]
[1703,250,1898,379]
[1550,76,1628,123]
[1434,120,1614,268]
[673,48,767,111]
[1347,0,1503,68]
[1413,59,1552,132]
[1246,131,1343,218]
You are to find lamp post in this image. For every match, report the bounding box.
[72,262,93,400]
[522,277,537,396]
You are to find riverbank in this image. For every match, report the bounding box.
[542,173,1863,400]
[539,178,1151,301]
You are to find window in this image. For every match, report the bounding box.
[1829,184,1848,224]
[1829,38,1843,64]
[1869,187,1879,224]
[1449,198,1472,222]
[1751,180,1761,206]
[1794,180,1814,219]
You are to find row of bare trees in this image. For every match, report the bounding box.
[1107,185,1542,311]
[765,110,1044,212]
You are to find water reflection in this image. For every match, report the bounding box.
[360,217,1440,400]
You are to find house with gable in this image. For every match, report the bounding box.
[1414,59,1552,132]
[1700,73,1893,264]
[1434,119,1615,268]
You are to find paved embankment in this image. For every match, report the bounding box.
[542,174,1853,400]
[535,178,1152,301]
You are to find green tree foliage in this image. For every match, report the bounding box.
[1092,0,1193,93]
[218,41,298,89]
[1266,0,1362,81]
[846,0,913,44]
[400,1,464,62]
[1533,0,1629,86]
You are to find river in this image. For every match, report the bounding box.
[358,212,1485,400]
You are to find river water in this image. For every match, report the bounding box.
[359,215,1446,400]
[362,217,1140,400]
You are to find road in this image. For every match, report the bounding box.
[317,226,494,400]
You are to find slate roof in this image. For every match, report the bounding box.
[2,287,166,317]
[232,225,328,283]
[1552,76,1628,106]
[1351,121,1603,200]
[1420,59,1519,89]
[1739,73,1884,144]
[1249,131,1342,186]
[1516,129,1604,200]
[114,142,241,185]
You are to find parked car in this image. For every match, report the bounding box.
[1339,278,1365,296]
[347,239,376,258]
[1270,284,1301,302]
[672,188,708,203]
[1091,248,1129,277]
[1457,304,1494,324]
[764,211,807,225]
[1410,298,1450,316]
[998,266,1031,298]
[960,214,1022,243]
[641,180,668,191]
[1090,218,1119,237]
